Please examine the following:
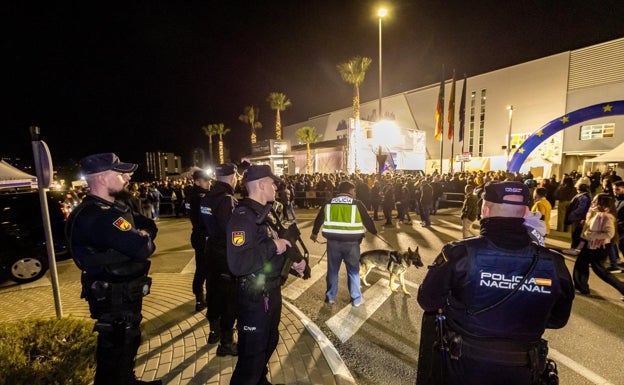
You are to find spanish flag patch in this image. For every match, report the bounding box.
[534,278,552,286]
[113,217,132,231]
[232,231,245,246]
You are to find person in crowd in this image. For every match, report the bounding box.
[396,183,413,225]
[201,163,239,356]
[531,187,552,238]
[65,153,161,385]
[416,181,574,385]
[430,175,443,215]
[562,184,592,254]
[148,186,163,219]
[276,182,292,222]
[226,165,306,385]
[612,181,624,266]
[460,184,478,238]
[554,176,577,232]
[419,177,434,227]
[188,169,212,312]
[572,193,624,300]
[138,184,153,219]
[381,181,395,226]
[310,181,377,306]
[370,180,381,220]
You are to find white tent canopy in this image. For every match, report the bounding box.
[0,160,37,189]
[585,142,624,163]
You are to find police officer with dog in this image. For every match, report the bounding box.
[417,181,574,385]
[66,153,161,385]
[200,163,239,356]
[227,165,307,385]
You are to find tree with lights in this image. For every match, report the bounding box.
[295,126,321,174]
[201,124,218,164]
[238,106,262,144]
[267,92,292,140]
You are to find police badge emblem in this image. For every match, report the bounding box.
[113,217,132,231]
[232,231,245,246]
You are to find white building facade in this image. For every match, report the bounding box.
[283,37,624,178]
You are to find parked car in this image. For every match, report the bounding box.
[0,189,79,283]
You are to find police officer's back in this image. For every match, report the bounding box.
[66,153,161,385]
[417,181,574,385]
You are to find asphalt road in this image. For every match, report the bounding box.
[4,206,623,385]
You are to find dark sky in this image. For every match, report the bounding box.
[5,0,624,167]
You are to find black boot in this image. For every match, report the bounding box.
[216,328,238,356]
[131,371,162,385]
[208,318,221,344]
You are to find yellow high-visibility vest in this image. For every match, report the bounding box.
[323,196,365,235]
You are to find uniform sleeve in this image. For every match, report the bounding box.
[417,244,466,312]
[546,254,575,329]
[226,210,280,277]
[215,195,236,235]
[91,209,156,260]
[133,211,158,240]
[311,204,325,235]
[357,200,377,235]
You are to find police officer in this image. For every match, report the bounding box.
[188,169,211,311]
[310,180,377,306]
[416,181,574,385]
[227,165,306,385]
[200,163,238,355]
[65,153,161,385]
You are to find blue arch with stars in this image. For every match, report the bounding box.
[508,100,624,172]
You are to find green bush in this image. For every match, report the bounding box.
[0,318,96,385]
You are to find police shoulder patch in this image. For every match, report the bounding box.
[232,231,245,246]
[113,217,132,231]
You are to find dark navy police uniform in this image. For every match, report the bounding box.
[67,193,158,385]
[187,178,210,309]
[417,216,574,385]
[227,197,285,385]
[201,176,239,353]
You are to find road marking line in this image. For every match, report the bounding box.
[282,259,327,300]
[549,348,615,385]
[325,278,391,343]
[283,300,356,385]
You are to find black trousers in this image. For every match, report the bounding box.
[207,271,238,338]
[231,285,281,385]
[89,300,143,385]
[573,245,624,295]
[191,233,210,301]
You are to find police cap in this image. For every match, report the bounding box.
[80,153,138,175]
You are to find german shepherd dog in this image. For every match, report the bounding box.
[359,247,423,296]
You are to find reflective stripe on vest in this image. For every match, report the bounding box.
[323,196,365,235]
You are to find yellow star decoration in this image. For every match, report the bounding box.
[536,130,544,137]
[518,148,525,154]
[560,116,569,124]
[603,104,613,112]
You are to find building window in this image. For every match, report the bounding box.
[468,91,476,154]
[579,123,615,140]
[478,89,486,156]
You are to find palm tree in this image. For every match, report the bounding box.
[337,56,372,121]
[296,126,321,174]
[267,92,292,140]
[201,124,218,164]
[212,123,231,164]
[238,106,262,144]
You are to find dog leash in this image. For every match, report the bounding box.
[374,233,396,250]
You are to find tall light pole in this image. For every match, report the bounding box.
[378,7,387,121]
[506,105,514,171]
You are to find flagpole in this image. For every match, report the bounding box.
[448,70,456,174]
[438,66,444,175]
[459,74,467,172]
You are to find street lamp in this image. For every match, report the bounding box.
[506,105,514,171]
[378,7,387,121]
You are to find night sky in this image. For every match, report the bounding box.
[5,1,624,167]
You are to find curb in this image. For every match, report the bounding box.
[282,300,356,385]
